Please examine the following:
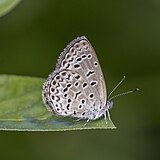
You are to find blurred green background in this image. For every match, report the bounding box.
[0,0,159,160]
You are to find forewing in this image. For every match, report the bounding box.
[57,36,107,108]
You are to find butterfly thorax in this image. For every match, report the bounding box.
[84,107,106,120]
[83,100,113,120]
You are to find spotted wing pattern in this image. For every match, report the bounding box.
[42,36,107,120]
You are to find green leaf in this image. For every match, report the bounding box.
[0,0,21,17]
[0,74,116,131]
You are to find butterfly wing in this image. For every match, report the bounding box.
[42,36,107,119]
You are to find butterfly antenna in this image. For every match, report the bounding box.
[108,76,126,99]
[109,88,139,101]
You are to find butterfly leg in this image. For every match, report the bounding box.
[104,112,108,125]
[74,118,82,122]
[106,109,111,121]
[104,109,111,125]
[83,118,90,127]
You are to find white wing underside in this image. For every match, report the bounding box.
[42,36,107,120]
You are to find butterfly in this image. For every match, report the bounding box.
[42,36,138,124]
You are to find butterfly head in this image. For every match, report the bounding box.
[106,100,113,110]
